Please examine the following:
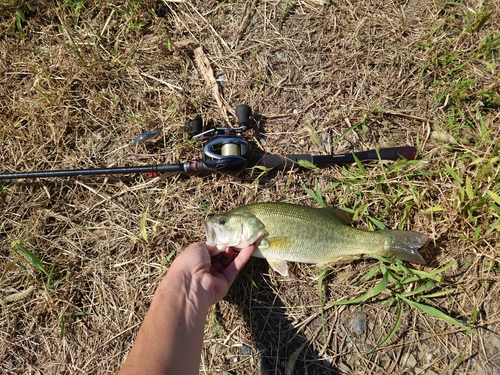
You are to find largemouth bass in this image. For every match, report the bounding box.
[204,202,428,276]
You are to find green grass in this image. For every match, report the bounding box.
[61,0,85,25]
[11,240,72,294]
[328,256,471,347]
[300,93,499,343]
[108,1,148,31]
[0,0,26,38]
[252,73,261,96]
[277,0,292,31]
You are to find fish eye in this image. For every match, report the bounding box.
[218,217,227,226]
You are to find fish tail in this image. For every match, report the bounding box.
[384,230,428,264]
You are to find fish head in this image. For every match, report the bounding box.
[204,211,266,253]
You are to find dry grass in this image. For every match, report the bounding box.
[1,0,499,374]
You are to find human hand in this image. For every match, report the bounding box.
[166,242,254,308]
[119,243,254,375]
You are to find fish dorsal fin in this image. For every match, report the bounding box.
[267,258,289,276]
[321,208,353,224]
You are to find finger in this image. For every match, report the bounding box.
[206,243,219,253]
[211,253,223,262]
[221,244,254,285]
[177,242,210,264]
[220,256,234,267]
[207,243,226,257]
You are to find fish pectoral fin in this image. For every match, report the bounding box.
[316,254,361,267]
[259,236,293,250]
[257,237,291,276]
[267,259,289,277]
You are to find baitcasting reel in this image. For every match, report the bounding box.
[187,105,252,170]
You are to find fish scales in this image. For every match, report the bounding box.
[232,203,385,263]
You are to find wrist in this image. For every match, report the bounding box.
[121,266,210,375]
[156,268,211,319]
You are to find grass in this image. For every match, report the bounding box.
[328,256,470,347]
[108,1,148,31]
[277,0,292,31]
[1,0,500,374]
[11,241,72,294]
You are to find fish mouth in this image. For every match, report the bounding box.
[203,220,216,246]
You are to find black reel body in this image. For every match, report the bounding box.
[203,133,249,170]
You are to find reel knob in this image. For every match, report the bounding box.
[187,115,203,137]
[235,104,252,129]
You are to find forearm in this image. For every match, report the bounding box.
[117,243,254,375]
[118,269,210,375]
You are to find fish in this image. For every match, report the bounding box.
[204,202,428,276]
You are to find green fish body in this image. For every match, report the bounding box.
[204,202,428,276]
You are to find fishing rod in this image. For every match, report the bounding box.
[0,105,417,180]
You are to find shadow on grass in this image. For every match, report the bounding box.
[226,259,341,375]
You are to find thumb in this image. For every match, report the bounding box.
[221,244,255,285]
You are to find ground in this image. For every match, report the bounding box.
[0,0,499,374]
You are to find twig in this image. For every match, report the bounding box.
[140,72,183,91]
[194,46,232,126]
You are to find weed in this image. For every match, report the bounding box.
[476,31,500,64]
[302,180,328,207]
[483,261,500,273]
[14,9,25,38]
[306,121,321,147]
[199,199,210,212]
[297,159,319,171]
[328,256,472,346]
[108,0,148,31]
[252,73,260,96]
[208,308,222,336]
[331,115,367,149]
[12,241,72,293]
[61,0,85,25]
[302,180,341,207]
[163,250,176,264]
[250,165,273,186]
[463,5,492,33]
[0,0,26,38]
[164,36,172,52]
[57,22,88,67]
[278,0,292,31]
[60,311,93,339]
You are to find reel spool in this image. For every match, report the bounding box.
[202,135,249,170]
